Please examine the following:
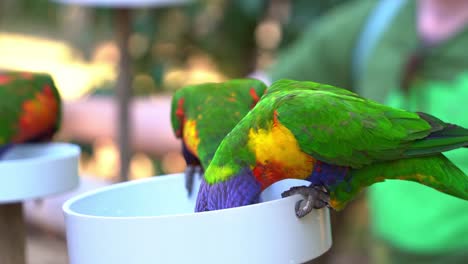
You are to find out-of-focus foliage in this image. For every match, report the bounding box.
[280,0,350,48]
[0,0,350,96]
[188,0,351,77]
[190,0,265,77]
[0,0,60,30]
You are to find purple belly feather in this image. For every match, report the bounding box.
[195,168,261,212]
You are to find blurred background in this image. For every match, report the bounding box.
[1,0,352,180]
[1,0,369,263]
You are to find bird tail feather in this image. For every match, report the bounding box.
[404,113,468,157]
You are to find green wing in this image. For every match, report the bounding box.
[266,79,359,98]
[267,80,468,208]
[270,79,467,168]
[171,78,267,168]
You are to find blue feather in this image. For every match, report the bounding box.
[0,144,13,159]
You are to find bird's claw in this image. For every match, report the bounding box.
[281,185,329,218]
[185,165,204,197]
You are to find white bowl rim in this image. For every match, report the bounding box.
[63,174,309,220]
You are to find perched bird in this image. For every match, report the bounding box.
[195,79,468,217]
[170,78,267,196]
[0,72,62,158]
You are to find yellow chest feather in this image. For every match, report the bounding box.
[247,122,315,180]
[183,119,200,156]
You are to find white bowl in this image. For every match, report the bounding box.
[0,143,80,203]
[64,174,332,264]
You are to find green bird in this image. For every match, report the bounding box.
[195,79,468,217]
[170,78,267,196]
[0,71,62,158]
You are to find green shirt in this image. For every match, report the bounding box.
[268,0,468,253]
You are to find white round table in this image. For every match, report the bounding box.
[0,143,80,264]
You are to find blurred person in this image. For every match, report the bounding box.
[258,0,468,263]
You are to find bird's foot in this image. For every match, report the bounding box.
[185,165,204,197]
[281,185,329,218]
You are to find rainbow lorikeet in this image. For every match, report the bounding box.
[171,78,267,196]
[195,79,468,217]
[0,71,62,158]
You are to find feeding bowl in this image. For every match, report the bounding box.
[63,174,332,264]
[0,143,80,203]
